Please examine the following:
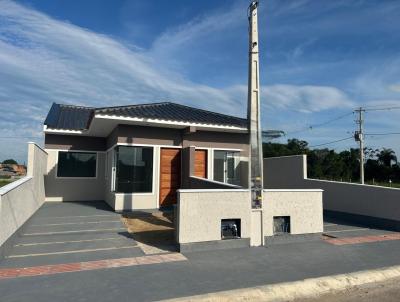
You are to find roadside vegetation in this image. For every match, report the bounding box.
[0,158,21,188]
[264,139,400,187]
[0,178,14,188]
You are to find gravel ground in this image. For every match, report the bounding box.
[295,277,400,302]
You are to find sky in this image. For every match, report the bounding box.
[1,0,400,163]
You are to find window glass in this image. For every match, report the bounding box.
[115,146,153,193]
[213,151,225,182]
[213,151,240,184]
[57,152,97,177]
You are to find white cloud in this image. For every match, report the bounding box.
[0,0,357,162]
[389,84,400,93]
[262,84,354,113]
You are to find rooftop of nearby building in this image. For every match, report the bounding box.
[44,102,248,135]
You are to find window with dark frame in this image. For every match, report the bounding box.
[57,151,97,178]
[115,146,153,193]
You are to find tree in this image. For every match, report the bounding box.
[2,159,17,165]
[377,148,397,167]
[263,139,399,184]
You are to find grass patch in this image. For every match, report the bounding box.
[0,179,14,188]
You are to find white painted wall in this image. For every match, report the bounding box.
[176,187,323,247]
[177,189,251,244]
[264,155,400,222]
[0,143,47,247]
[263,189,324,237]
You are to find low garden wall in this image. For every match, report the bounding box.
[0,143,47,251]
[176,189,251,251]
[264,155,400,230]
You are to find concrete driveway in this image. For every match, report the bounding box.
[0,201,145,268]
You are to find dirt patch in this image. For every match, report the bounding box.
[122,211,177,255]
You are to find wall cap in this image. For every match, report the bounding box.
[28,142,48,154]
[189,176,242,189]
[263,189,323,192]
[0,176,33,196]
[263,154,305,159]
[178,189,250,193]
[308,178,400,190]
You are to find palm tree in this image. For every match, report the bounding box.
[377,148,397,167]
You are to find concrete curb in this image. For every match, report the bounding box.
[160,265,400,302]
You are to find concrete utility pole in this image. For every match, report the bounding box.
[247,1,263,208]
[354,107,365,184]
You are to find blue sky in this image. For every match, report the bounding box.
[1,0,400,163]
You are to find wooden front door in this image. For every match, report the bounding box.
[194,150,207,178]
[159,148,181,207]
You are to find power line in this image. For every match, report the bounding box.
[309,136,353,148]
[286,111,354,135]
[365,132,400,136]
[364,106,400,112]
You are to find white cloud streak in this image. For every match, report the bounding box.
[0,0,356,162]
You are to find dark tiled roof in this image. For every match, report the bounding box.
[44,103,94,130]
[44,102,247,131]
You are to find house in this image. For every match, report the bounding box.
[0,164,26,177]
[43,102,250,211]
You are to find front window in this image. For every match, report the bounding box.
[57,151,97,178]
[114,146,153,193]
[213,150,240,185]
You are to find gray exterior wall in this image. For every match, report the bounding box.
[264,155,400,229]
[45,150,106,202]
[44,125,249,209]
[45,134,106,151]
[116,124,182,146]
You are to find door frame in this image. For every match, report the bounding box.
[194,149,208,178]
[159,147,182,207]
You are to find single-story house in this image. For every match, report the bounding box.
[43,101,324,248]
[44,101,250,211]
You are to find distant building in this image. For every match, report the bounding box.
[0,164,27,176]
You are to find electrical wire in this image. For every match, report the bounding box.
[365,132,400,136]
[309,136,353,148]
[285,111,354,135]
[364,106,400,112]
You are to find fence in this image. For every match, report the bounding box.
[0,143,47,251]
[264,155,400,230]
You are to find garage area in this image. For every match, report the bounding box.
[0,201,144,268]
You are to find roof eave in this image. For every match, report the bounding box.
[94,114,248,133]
[43,125,86,135]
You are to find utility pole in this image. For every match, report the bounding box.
[354,107,365,184]
[247,1,263,208]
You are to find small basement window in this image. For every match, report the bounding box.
[273,216,290,235]
[221,219,241,239]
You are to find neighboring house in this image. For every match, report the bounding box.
[0,164,26,177]
[43,102,250,211]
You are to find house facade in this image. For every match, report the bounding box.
[44,102,250,211]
